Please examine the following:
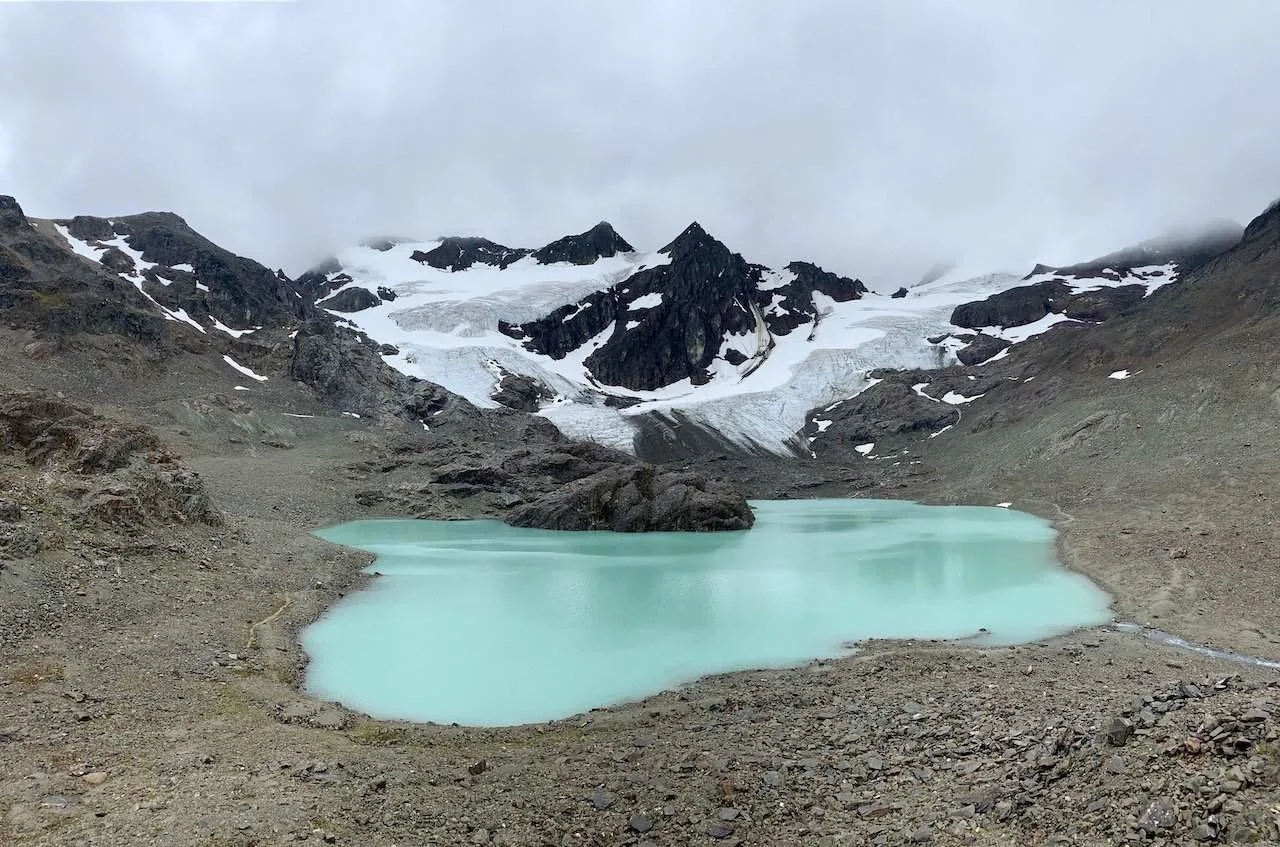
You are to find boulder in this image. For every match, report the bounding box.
[505,464,754,532]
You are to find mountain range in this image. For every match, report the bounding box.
[5,188,1280,845]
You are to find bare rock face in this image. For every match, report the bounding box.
[289,318,454,422]
[951,281,1072,329]
[956,333,1012,366]
[0,391,221,527]
[411,237,530,272]
[505,464,754,532]
[490,372,553,412]
[321,286,382,313]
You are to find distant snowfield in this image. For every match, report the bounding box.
[321,240,1178,454]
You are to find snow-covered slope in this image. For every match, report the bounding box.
[307,230,1028,453]
[306,221,1199,455]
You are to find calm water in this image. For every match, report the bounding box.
[302,499,1110,726]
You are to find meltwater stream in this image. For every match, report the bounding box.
[302,499,1112,726]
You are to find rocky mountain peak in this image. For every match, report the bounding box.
[0,195,27,232]
[532,221,634,265]
[1242,196,1280,244]
[784,261,867,302]
[659,221,728,262]
[410,236,530,272]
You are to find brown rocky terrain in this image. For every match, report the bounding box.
[1,193,1279,846]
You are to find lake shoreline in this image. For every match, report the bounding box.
[4,424,1279,845]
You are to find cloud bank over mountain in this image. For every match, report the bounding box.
[2,0,1279,285]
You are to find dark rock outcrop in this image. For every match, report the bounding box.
[0,195,27,234]
[65,215,115,242]
[956,334,1012,366]
[491,372,553,412]
[808,381,960,446]
[504,464,754,532]
[763,261,867,336]
[951,281,1072,329]
[1060,284,1147,321]
[891,287,909,299]
[0,391,221,527]
[952,279,1150,334]
[321,287,381,313]
[289,319,455,422]
[411,237,530,272]
[532,222,634,265]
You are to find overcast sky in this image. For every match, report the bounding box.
[2,1,1279,285]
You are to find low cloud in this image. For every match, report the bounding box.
[2,0,1279,285]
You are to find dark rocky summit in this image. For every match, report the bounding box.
[762,260,866,337]
[584,223,761,390]
[503,223,865,392]
[505,464,755,531]
[0,196,171,345]
[532,221,634,265]
[56,210,310,332]
[410,236,530,271]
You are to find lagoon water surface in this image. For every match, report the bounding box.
[302,499,1111,726]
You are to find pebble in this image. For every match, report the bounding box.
[1136,797,1176,833]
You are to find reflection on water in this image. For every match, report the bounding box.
[302,499,1111,726]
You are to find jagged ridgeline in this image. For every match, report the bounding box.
[500,222,866,391]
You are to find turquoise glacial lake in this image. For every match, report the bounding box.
[302,499,1111,726]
